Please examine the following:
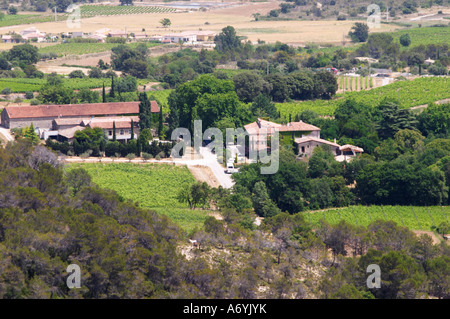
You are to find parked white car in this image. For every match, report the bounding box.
[225,163,238,174]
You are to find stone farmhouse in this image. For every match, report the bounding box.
[0,101,159,142]
[244,118,363,162]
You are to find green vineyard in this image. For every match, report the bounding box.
[66,163,211,233]
[0,77,149,93]
[39,41,162,57]
[277,76,450,117]
[305,205,450,231]
[79,5,177,17]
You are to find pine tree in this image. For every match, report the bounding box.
[23,122,39,145]
[102,82,106,103]
[109,76,115,98]
[112,121,117,141]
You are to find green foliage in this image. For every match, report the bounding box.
[348,23,369,43]
[399,33,411,47]
[167,74,250,134]
[276,77,450,117]
[160,18,171,28]
[309,205,450,231]
[22,123,39,145]
[214,26,242,53]
[138,92,152,130]
[67,163,206,232]
[7,44,39,64]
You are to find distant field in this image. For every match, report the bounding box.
[0,78,44,93]
[306,205,450,231]
[0,13,54,27]
[39,41,162,57]
[67,163,211,233]
[277,76,450,117]
[79,4,177,17]
[390,26,450,48]
[0,77,149,92]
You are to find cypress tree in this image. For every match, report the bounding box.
[109,76,115,98]
[102,82,106,103]
[158,105,163,139]
[130,119,134,140]
[112,121,116,141]
[139,93,152,130]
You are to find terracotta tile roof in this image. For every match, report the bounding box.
[244,118,320,134]
[53,118,89,126]
[58,125,84,139]
[84,116,139,130]
[244,118,280,135]
[278,121,320,132]
[339,144,364,153]
[294,136,340,147]
[4,101,159,119]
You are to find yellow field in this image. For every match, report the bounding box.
[1,2,401,45]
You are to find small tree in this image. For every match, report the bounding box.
[23,123,39,145]
[126,153,136,162]
[399,34,411,47]
[8,6,18,15]
[160,18,171,28]
[130,119,134,140]
[348,23,369,43]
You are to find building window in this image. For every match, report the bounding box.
[108,130,112,136]
[120,129,124,135]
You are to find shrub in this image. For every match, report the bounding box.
[1,87,11,95]
[30,99,40,105]
[69,70,86,78]
[25,91,34,99]
[155,154,161,160]
[126,153,136,161]
[142,152,153,160]
[157,151,166,159]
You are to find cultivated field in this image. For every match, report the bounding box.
[277,76,450,117]
[306,205,450,231]
[66,162,214,233]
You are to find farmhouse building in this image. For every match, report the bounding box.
[244,118,363,161]
[0,101,159,131]
[55,116,140,143]
[295,136,341,158]
[244,118,321,151]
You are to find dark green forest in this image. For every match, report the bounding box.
[0,140,449,299]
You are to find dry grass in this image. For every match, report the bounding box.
[2,2,401,44]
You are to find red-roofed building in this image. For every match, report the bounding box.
[244,118,320,151]
[1,101,159,129]
[244,118,363,161]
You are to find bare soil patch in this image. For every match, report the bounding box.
[413,230,442,245]
[188,165,221,188]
